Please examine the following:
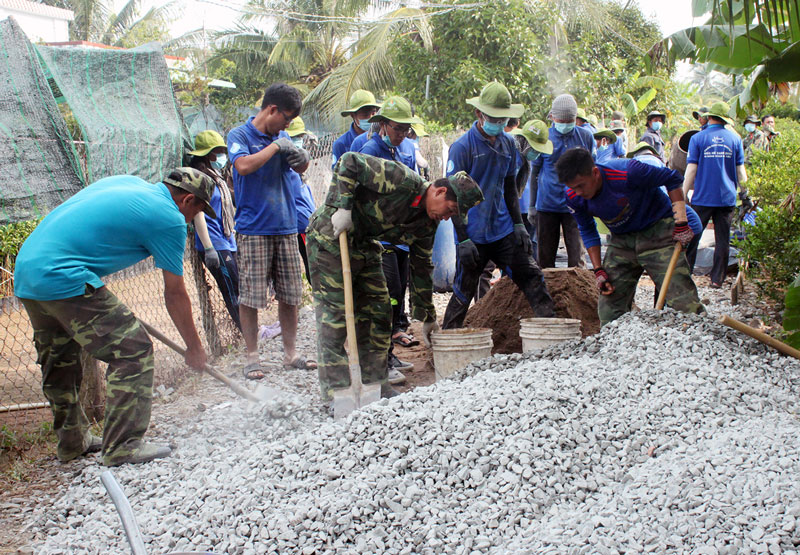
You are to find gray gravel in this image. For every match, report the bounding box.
[33,309,800,554]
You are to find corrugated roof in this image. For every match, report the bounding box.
[0,0,74,21]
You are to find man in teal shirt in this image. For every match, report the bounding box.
[15,168,214,466]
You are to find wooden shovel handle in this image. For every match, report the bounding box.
[719,315,800,360]
[339,233,360,367]
[656,242,683,310]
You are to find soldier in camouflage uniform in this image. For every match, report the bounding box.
[307,152,483,401]
[14,168,213,466]
[742,114,769,164]
[555,148,704,325]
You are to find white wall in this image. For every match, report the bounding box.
[0,9,70,42]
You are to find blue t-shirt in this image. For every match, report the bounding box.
[227,117,300,236]
[331,123,363,170]
[631,154,702,235]
[687,124,745,207]
[15,176,186,301]
[533,125,597,213]
[447,122,518,244]
[194,184,237,252]
[349,131,371,156]
[565,159,683,248]
[296,180,316,233]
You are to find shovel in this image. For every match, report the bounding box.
[655,242,683,310]
[138,319,267,404]
[332,232,381,419]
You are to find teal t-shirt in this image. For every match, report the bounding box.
[14,175,187,301]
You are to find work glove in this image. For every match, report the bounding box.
[203,247,220,269]
[457,239,480,271]
[738,191,754,213]
[421,166,431,181]
[422,320,440,348]
[273,138,310,170]
[513,224,532,255]
[593,267,614,295]
[527,211,537,225]
[331,208,353,237]
[672,221,694,249]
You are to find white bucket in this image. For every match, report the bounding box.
[431,328,493,381]
[519,318,581,352]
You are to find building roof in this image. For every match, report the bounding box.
[0,0,74,21]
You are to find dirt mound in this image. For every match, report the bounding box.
[464,268,601,353]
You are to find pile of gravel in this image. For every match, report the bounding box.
[35,310,800,554]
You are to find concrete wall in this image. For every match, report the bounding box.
[0,8,70,42]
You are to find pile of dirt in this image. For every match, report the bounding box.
[464,268,600,353]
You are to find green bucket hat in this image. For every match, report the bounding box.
[511,119,553,154]
[466,81,524,119]
[587,114,599,127]
[340,89,381,117]
[188,130,226,157]
[576,107,588,121]
[593,128,617,144]
[368,96,422,125]
[446,171,484,224]
[411,122,428,137]
[287,116,307,137]
[609,120,626,132]
[626,141,660,159]
[646,110,666,122]
[692,106,709,120]
[162,167,217,218]
[707,101,733,126]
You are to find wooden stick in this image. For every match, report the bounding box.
[718,315,800,360]
[656,242,683,310]
[339,233,360,368]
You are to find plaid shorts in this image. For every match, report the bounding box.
[237,233,303,308]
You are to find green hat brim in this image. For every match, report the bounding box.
[368,113,423,125]
[465,97,524,119]
[626,142,660,159]
[707,113,734,126]
[593,129,617,144]
[510,128,553,155]
[188,146,222,157]
[340,102,381,117]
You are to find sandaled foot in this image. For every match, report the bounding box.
[242,362,265,380]
[283,356,317,370]
[392,332,419,347]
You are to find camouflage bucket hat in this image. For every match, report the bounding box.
[287,116,307,137]
[511,119,553,154]
[466,81,524,119]
[340,89,381,117]
[609,120,626,132]
[646,109,666,122]
[188,130,226,157]
[744,114,761,125]
[368,96,422,125]
[626,141,660,159]
[163,167,217,218]
[446,171,484,224]
[593,128,617,144]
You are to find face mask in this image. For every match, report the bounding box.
[524,148,540,162]
[292,137,304,148]
[764,122,775,132]
[651,121,663,131]
[358,119,371,131]
[481,119,506,136]
[554,122,575,134]
[597,144,609,153]
[211,153,227,170]
[745,123,756,133]
[383,134,395,148]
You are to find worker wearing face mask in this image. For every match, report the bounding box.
[530,93,597,269]
[742,114,768,164]
[188,130,241,331]
[331,89,381,170]
[641,110,667,163]
[442,82,555,329]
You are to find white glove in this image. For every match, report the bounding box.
[203,248,220,269]
[422,321,440,347]
[331,208,353,237]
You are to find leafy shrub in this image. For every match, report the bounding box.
[0,219,40,296]
[785,274,800,348]
[746,117,800,206]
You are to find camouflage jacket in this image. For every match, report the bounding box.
[743,130,769,163]
[308,152,437,323]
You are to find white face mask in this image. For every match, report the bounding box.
[211,153,227,170]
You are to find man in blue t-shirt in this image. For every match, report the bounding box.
[331,89,381,170]
[682,101,749,288]
[531,93,596,268]
[556,148,704,325]
[14,168,214,466]
[227,83,315,379]
[442,81,555,329]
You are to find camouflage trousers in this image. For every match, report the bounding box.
[307,232,390,400]
[600,217,704,326]
[20,285,154,465]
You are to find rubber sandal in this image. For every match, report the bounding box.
[392,332,419,347]
[283,356,317,370]
[242,362,265,380]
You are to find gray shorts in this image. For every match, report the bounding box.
[237,233,302,308]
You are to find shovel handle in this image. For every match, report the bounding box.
[719,315,800,360]
[138,319,262,403]
[339,233,360,367]
[656,242,683,310]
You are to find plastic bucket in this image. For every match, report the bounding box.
[668,129,699,174]
[519,318,581,352]
[431,328,493,381]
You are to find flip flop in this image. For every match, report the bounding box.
[283,355,317,370]
[242,362,265,380]
[392,332,419,347]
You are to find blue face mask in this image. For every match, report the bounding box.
[554,122,575,134]
[383,135,395,148]
[358,119,371,131]
[525,148,540,162]
[211,153,227,170]
[651,121,663,131]
[292,137,304,148]
[597,144,609,153]
[481,119,506,137]
[745,123,756,133]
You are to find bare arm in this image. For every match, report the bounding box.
[587,245,603,270]
[193,213,213,250]
[682,163,697,200]
[737,164,748,192]
[233,143,280,176]
[162,270,206,370]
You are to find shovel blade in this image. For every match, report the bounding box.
[332,382,381,419]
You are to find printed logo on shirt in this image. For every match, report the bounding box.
[230,142,242,154]
[446,159,454,173]
[702,144,733,159]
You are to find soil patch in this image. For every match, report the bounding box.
[464,269,601,354]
